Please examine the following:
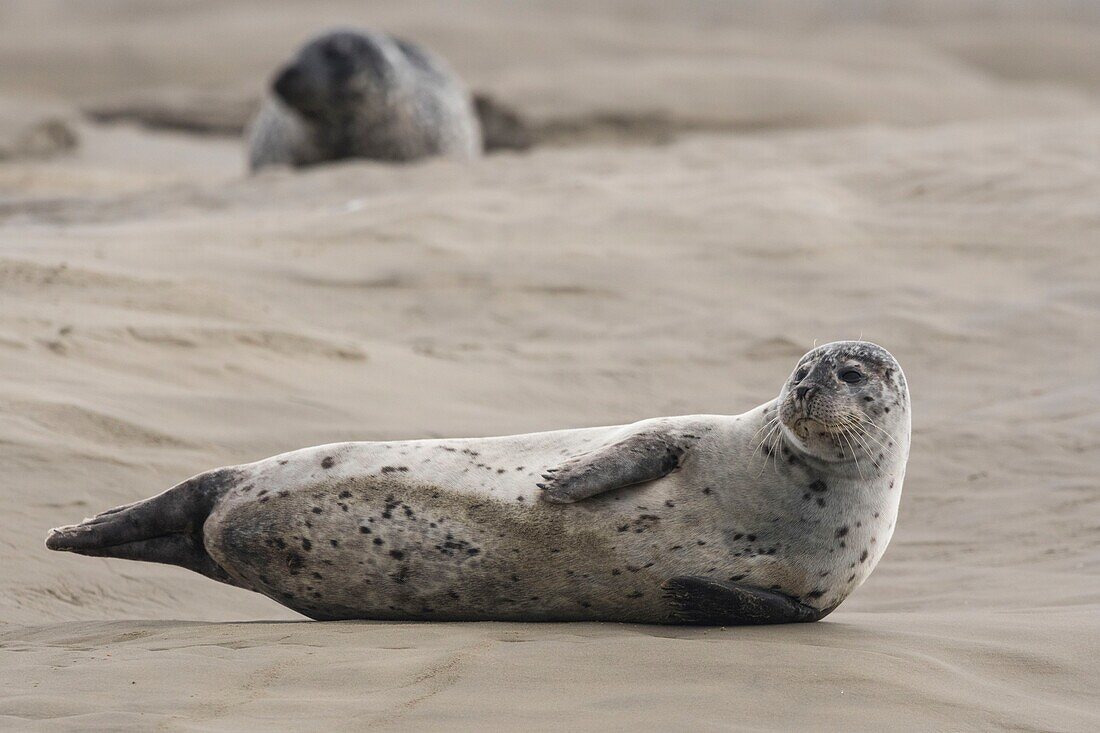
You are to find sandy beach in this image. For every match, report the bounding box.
[1,1,1098,730]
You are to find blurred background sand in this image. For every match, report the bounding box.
[0,1,1098,730]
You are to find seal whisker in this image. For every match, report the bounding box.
[844,425,882,472]
[753,418,783,477]
[854,416,898,443]
[840,417,898,461]
[851,423,895,463]
[766,421,785,476]
[749,415,780,466]
[837,427,866,480]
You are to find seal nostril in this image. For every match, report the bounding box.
[796,386,812,400]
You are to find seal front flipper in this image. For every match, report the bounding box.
[662,576,833,625]
[45,467,243,586]
[537,428,690,504]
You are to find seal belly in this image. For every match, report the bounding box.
[203,470,673,621]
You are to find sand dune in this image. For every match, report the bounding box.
[0,1,1098,731]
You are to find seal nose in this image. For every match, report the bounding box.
[273,65,304,105]
[796,385,815,401]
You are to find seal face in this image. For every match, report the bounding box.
[776,341,909,474]
[247,29,482,171]
[46,341,911,625]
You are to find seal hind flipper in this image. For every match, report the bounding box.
[45,468,242,585]
[66,533,240,586]
[662,576,833,625]
[538,429,688,503]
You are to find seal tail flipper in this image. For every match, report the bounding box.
[45,467,243,585]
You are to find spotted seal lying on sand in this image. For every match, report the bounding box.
[247,29,481,171]
[47,341,910,625]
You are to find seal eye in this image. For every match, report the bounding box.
[793,367,809,383]
[839,369,863,384]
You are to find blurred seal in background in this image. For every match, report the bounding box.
[247,29,482,171]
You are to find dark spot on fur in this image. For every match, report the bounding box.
[359,526,371,534]
[311,572,323,580]
[702,487,711,495]
[611,568,621,576]
[285,552,304,573]
[809,480,828,493]
[321,456,335,469]
[665,500,676,508]
[835,526,849,538]
[746,534,757,542]
[860,550,869,562]
[729,574,746,582]
[806,589,825,599]
[373,537,384,546]
[467,548,480,556]
[338,490,352,499]
[311,507,323,514]
[389,550,405,560]
[330,539,339,548]
[301,539,312,551]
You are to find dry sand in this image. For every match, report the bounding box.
[1,1,1098,731]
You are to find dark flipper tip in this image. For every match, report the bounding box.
[662,576,832,626]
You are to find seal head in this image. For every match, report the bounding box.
[778,341,909,472]
[247,29,482,170]
[273,30,400,122]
